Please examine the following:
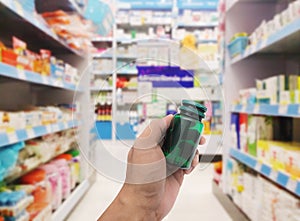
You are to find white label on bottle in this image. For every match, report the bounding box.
[26,128,35,138]
[18,69,26,80]
[287,178,297,192]
[255,162,262,172]
[279,105,288,115]
[8,132,18,144]
[270,170,278,181]
[298,105,300,115]
[253,104,260,114]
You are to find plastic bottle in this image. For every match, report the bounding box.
[161,100,207,169]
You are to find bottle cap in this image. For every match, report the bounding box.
[179,105,205,120]
[182,100,207,113]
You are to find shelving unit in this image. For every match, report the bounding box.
[231,17,300,64]
[232,104,300,118]
[220,0,300,219]
[230,148,300,197]
[0,62,79,91]
[0,120,79,147]
[0,1,104,220]
[0,0,84,56]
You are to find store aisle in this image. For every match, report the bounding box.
[67,154,231,221]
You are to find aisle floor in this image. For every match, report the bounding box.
[67,141,231,221]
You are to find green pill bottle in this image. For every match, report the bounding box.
[162,100,207,169]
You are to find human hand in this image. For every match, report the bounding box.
[99,115,206,221]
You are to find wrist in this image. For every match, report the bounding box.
[117,186,161,221]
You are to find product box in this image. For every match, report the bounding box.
[239,113,248,153]
[283,144,300,178]
[247,116,273,157]
[257,140,270,163]
[230,113,240,149]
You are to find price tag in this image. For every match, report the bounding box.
[17,68,26,80]
[64,122,68,129]
[286,178,297,192]
[260,39,267,49]
[253,104,260,114]
[279,105,288,115]
[7,132,18,144]
[241,105,247,113]
[42,76,49,85]
[52,124,59,132]
[269,170,278,181]
[255,162,262,172]
[45,125,52,133]
[54,80,63,87]
[26,128,35,138]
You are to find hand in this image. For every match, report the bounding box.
[98,115,206,221]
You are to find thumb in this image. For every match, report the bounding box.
[134,114,174,150]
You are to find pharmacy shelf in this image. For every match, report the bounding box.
[231,17,300,64]
[0,0,84,57]
[92,37,114,42]
[93,54,138,60]
[5,145,75,183]
[231,103,300,118]
[0,120,79,148]
[117,22,172,28]
[212,181,250,221]
[177,22,218,28]
[230,148,300,197]
[0,62,79,91]
[52,179,92,221]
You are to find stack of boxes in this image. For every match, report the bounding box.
[0,37,79,85]
[227,158,300,221]
[231,112,300,178]
[239,75,300,105]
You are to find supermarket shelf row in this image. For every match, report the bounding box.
[0,120,79,148]
[230,148,300,197]
[231,17,300,64]
[176,22,218,28]
[93,37,217,44]
[5,144,75,183]
[93,54,138,60]
[0,0,84,57]
[93,70,138,76]
[0,62,80,92]
[231,103,300,118]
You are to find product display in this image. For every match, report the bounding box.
[0,37,80,85]
[226,158,300,221]
[0,105,76,133]
[9,0,300,220]
[236,75,300,105]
